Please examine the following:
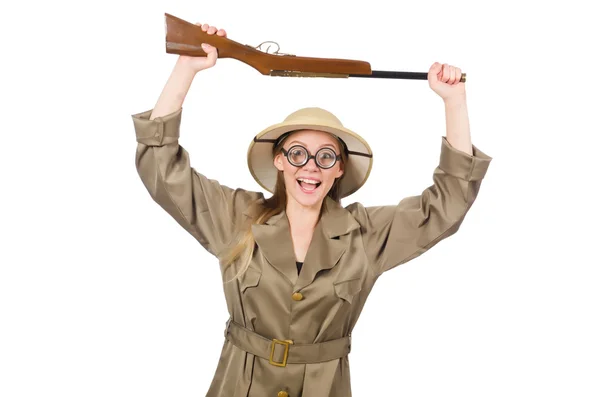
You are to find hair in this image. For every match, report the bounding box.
[220,130,349,284]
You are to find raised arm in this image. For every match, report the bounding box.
[352,62,493,276]
[132,24,262,258]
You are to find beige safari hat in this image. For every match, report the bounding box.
[247,107,373,198]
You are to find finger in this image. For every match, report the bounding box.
[207,25,217,34]
[201,23,209,31]
[455,67,462,83]
[194,22,201,26]
[441,63,450,83]
[217,28,227,37]
[449,66,456,84]
[437,63,444,80]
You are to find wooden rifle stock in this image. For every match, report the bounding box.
[164,13,466,82]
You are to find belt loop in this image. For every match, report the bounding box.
[224,317,232,338]
[157,119,164,145]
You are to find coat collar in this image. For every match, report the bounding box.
[248,196,360,290]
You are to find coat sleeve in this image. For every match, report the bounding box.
[351,136,492,276]
[131,107,263,258]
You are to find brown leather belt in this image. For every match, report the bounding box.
[224,318,351,367]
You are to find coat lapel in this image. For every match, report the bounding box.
[248,197,360,290]
[295,197,360,291]
[251,210,299,286]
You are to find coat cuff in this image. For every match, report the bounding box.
[132,108,182,146]
[439,136,492,181]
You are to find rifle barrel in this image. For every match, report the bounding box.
[350,70,466,82]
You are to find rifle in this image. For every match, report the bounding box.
[164,13,466,82]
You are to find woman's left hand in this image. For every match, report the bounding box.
[428,62,466,102]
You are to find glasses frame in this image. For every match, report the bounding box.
[281,145,342,169]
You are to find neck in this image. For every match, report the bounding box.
[285,197,323,230]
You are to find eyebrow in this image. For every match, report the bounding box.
[287,140,337,150]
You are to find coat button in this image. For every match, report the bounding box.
[277,391,289,397]
[292,292,303,301]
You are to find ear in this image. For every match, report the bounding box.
[336,162,344,178]
[274,153,284,171]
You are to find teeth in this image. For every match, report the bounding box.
[298,178,320,185]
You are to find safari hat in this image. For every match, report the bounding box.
[247,107,373,198]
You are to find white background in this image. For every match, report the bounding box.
[1,0,599,396]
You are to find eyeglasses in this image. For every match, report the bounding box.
[281,145,342,169]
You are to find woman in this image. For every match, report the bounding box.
[132,23,492,397]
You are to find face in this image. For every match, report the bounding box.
[274,130,344,210]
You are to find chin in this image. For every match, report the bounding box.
[293,193,323,208]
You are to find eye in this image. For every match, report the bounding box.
[317,148,335,159]
[317,148,337,168]
[287,146,308,165]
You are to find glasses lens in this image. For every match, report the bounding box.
[288,146,308,166]
[316,148,337,168]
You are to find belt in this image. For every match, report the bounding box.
[224,318,351,367]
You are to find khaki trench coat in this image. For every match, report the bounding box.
[131,107,492,397]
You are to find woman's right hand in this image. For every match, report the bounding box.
[177,23,227,73]
[149,23,225,120]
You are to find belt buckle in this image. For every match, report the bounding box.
[269,338,293,367]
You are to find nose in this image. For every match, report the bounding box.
[302,157,319,171]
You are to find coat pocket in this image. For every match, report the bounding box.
[240,267,262,293]
[333,277,363,304]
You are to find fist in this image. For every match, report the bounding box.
[428,62,465,102]
[177,23,227,73]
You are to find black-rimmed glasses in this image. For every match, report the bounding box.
[281,145,342,169]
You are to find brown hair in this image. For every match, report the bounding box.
[220,130,348,283]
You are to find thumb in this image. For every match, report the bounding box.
[202,43,218,57]
[201,42,215,53]
[428,62,443,83]
[201,43,218,64]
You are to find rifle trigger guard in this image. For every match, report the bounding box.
[251,41,295,57]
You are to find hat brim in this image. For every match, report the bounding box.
[247,121,373,198]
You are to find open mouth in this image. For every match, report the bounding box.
[297,177,322,193]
